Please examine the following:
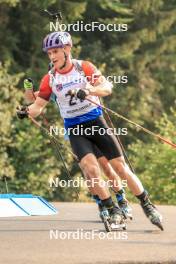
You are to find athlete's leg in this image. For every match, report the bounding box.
[97,155,132,218]
[91,117,144,196]
[69,132,125,225]
[79,154,125,225]
[91,116,163,228]
[110,156,144,196]
[92,144,132,218]
[79,153,110,200]
[109,157,163,228]
[97,156,123,192]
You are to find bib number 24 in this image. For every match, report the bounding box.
[65,92,83,106]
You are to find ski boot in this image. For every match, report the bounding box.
[108,205,127,231]
[92,195,106,222]
[99,207,112,232]
[98,203,107,222]
[115,189,133,220]
[141,200,163,231]
[100,206,126,232]
[118,198,133,220]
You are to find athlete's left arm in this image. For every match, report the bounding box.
[86,75,113,97]
[81,60,113,97]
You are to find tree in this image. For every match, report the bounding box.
[0,0,175,203]
[0,61,23,191]
[127,109,176,204]
[79,0,176,143]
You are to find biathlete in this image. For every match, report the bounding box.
[23,79,132,221]
[17,31,163,230]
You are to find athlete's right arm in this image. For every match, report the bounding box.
[24,90,39,104]
[27,74,52,118]
[27,97,48,118]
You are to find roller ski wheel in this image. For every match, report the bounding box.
[118,199,133,221]
[109,206,127,231]
[100,208,112,232]
[141,201,164,231]
[150,212,164,231]
[104,218,112,232]
[122,210,133,221]
[155,221,164,231]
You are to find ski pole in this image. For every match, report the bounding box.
[86,98,176,149]
[101,99,135,173]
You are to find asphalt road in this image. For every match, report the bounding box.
[0,203,176,264]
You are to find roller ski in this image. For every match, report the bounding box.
[118,198,133,220]
[141,200,164,231]
[115,189,133,220]
[101,206,127,232]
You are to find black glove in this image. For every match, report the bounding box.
[76,89,90,101]
[67,89,89,101]
[16,105,29,119]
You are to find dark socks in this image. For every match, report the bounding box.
[136,190,149,204]
[92,195,101,205]
[101,196,114,210]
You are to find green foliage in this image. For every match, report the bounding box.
[0,0,175,203]
[0,63,82,200]
[127,110,176,204]
[0,61,23,183]
[0,0,19,6]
